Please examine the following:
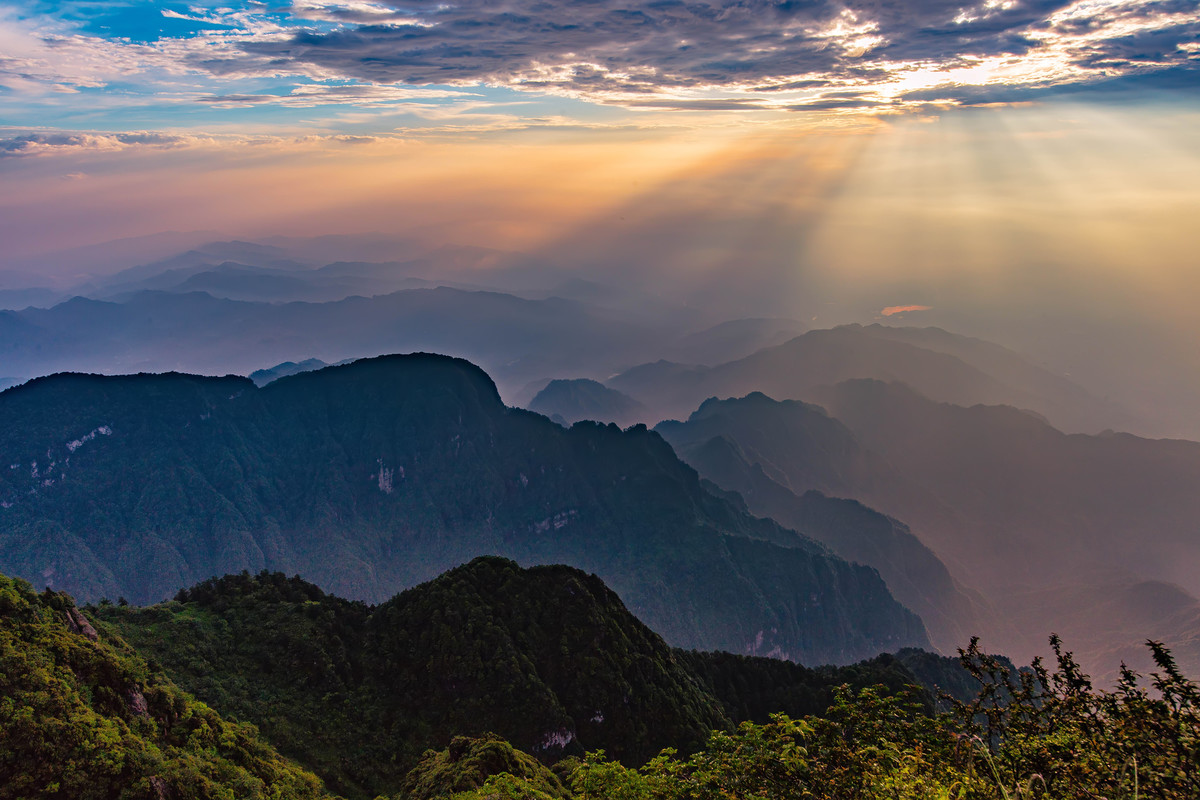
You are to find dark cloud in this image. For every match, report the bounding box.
[189,0,1200,106]
[786,96,885,110]
[898,61,1200,105]
[1071,20,1200,67]
[868,0,1076,60]
[227,1,898,88]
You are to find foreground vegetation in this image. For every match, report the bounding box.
[6,558,1199,799]
[437,638,1200,800]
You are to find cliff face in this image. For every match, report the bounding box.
[0,353,928,664]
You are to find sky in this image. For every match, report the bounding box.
[2,0,1200,429]
[2,0,1196,262]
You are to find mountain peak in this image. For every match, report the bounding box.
[266,351,506,408]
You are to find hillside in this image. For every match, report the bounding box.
[815,379,1200,600]
[0,572,337,800]
[0,354,929,665]
[95,558,941,800]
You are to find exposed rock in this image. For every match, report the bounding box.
[149,776,171,800]
[537,727,575,753]
[125,686,150,718]
[65,605,98,641]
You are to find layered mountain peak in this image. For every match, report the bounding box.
[656,390,991,654]
[690,390,828,419]
[609,321,1131,434]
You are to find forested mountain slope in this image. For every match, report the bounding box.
[0,572,336,800]
[95,558,942,800]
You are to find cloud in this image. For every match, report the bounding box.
[0,10,161,93]
[0,130,407,157]
[0,131,205,157]
[196,83,470,108]
[4,0,1198,119]
[215,0,1199,108]
[289,1,426,25]
[622,97,764,111]
[881,305,933,316]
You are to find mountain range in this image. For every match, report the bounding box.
[0,353,928,665]
[3,553,974,800]
[0,288,669,398]
[0,286,812,408]
[608,323,1133,435]
[0,234,1147,440]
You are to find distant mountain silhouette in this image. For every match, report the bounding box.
[813,379,1200,599]
[250,358,358,387]
[611,324,1132,434]
[0,287,810,405]
[661,317,807,366]
[695,377,1200,674]
[0,288,683,399]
